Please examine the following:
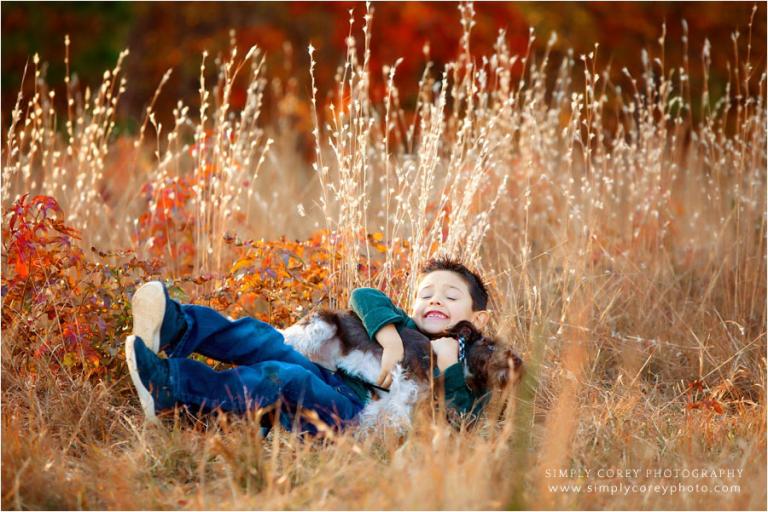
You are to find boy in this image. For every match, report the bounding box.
[126,257,495,432]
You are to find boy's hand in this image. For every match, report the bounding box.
[431,337,459,371]
[375,324,405,389]
[377,343,404,389]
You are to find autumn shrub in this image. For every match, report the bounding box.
[1,193,164,379]
[219,228,413,325]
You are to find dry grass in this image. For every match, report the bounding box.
[2,2,766,510]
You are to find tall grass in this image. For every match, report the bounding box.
[2,2,766,510]
[2,43,130,247]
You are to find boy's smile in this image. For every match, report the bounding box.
[411,270,489,334]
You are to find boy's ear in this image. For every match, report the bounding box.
[471,310,490,330]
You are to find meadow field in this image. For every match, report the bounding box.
[1,3,766,510]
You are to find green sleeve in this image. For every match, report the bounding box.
[439,363,489,428]
[349,287,415,339]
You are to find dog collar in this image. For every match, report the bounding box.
[457,335,467,364]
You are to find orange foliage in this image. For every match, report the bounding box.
[217,228,412,328]
[2,194,164,378]
[2,193,414,380]
[137,176,197,274]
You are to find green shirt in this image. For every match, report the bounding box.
[346,287,488,426]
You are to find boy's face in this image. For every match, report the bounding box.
[411,270,489,334]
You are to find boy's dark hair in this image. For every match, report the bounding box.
[418,257,489,311]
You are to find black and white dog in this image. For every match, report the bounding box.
[279,310,523,431]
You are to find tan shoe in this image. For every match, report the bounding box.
[125,335,158,422]
[131,281,166,354]
[125,334,173,423]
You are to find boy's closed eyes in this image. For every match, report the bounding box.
[411,270,489,335]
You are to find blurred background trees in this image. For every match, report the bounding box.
[2,1,764,133]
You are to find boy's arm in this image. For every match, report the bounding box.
[349,287,412,339]
[375,324,405,388]
[350,288,408,388]
[440,363,488,427]
[432,337,487,427]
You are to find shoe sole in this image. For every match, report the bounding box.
[125,335,159,424]
[131,281,165,354]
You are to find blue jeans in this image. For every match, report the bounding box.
[160,301,364,433]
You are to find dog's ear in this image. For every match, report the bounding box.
[490,346,524,388]
[508,351,523,373]
[465,335,525,391]
[450,320,479,342]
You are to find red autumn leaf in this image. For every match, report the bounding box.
[15,259,28,278]
[31,195,62,214]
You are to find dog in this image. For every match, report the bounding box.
[279,309,522,432]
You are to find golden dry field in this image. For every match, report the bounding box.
[2,3,766,510]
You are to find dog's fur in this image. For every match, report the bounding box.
[279,309,523,431]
